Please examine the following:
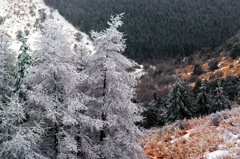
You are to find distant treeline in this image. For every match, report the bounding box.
[45,0,240,62]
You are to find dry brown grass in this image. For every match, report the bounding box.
[177,55,240,88]
[141,54,240,158]
[142,108,240,159]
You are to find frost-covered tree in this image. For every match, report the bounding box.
[26,19,100,159]
[195,80,211,116]
[81,13,145,159]
[11,38,32,101]
[0,94,45,159]
[0,41,45,159]
[0,33,15,102]
[166,79,193,123]
[209,80,231,114]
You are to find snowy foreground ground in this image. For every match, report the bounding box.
[142,107,240,159]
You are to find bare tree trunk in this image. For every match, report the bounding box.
[100,52,108,158]
[53,71,59,159]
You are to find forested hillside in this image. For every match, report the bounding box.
[137,31,240,129]
[44,0,240,62]
[2,0,240,158]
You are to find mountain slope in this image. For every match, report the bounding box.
[44,0,240,62]
[138,33,240,158]
[0,0,94,55]
[0,0,145,77]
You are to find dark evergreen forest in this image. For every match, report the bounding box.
[44,0,240,62]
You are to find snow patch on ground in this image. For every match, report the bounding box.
[223,132,239,140]
[220,66,227,70]
[204,150,229,159]
[131,65,145,79]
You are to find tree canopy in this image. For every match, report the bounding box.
[45,0,240,62]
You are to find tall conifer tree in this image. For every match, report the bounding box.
[81,13,145,159]
[141,96,166,129]
[166,79,193,123]
[25,19,99,159]
[195,80,210,116]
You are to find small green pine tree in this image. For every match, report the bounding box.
[195,80,210,116]
[141,101,160,128]
[209,80,231,114]
[166,80,193,123]
[11,38,32,100]
[141,96,166,128]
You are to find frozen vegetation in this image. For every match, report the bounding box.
[1,0,240,159]
[0,0,145,158]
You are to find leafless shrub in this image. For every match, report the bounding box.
[209,110,231,126]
